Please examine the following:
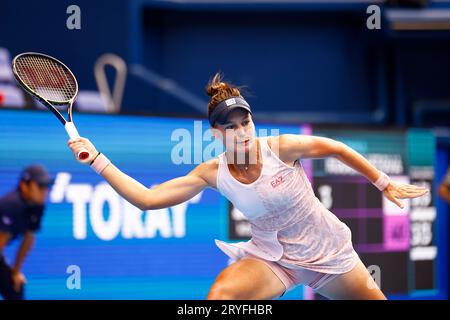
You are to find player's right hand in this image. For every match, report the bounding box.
[67,137,99,164]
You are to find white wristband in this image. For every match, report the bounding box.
[90,153,111,175]
[373,172,390,191]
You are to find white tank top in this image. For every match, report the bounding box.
[215,136,359,274]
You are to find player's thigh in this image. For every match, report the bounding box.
[315,259,386,300]
[206,258,286,300]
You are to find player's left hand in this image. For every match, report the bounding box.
[383,181,429,209]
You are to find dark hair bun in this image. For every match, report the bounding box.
[206,73,243,119]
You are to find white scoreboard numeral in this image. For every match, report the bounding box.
[411,221,433,247]
[412,181,431,207]
[318,184,333,210]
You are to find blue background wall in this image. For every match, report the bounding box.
[2,0,449,125]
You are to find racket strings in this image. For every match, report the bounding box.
[15,55,77,103]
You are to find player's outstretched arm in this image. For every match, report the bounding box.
[67,138,209,211]
[278,134,429,209]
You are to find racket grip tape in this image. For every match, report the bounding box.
[65,122,90,161]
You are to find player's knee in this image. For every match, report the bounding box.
[206,283,240,300]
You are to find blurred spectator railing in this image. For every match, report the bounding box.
[94,54,127,114]
[129,64,208,115]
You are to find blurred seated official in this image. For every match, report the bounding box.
[0,165,53,300]
[438,166,450,204]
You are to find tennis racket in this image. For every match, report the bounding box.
[12,52,89,161]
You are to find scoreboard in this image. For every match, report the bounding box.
[313,128,436,297]
[228,127,440,299]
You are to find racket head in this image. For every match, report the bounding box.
[12,52,78,105]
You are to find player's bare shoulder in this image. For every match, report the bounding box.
[268,134,303,164]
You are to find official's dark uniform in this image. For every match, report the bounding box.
[0,190,44,300]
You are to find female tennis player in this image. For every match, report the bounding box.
[68,74,428,300]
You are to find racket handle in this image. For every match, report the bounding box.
[65,122,90,161]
